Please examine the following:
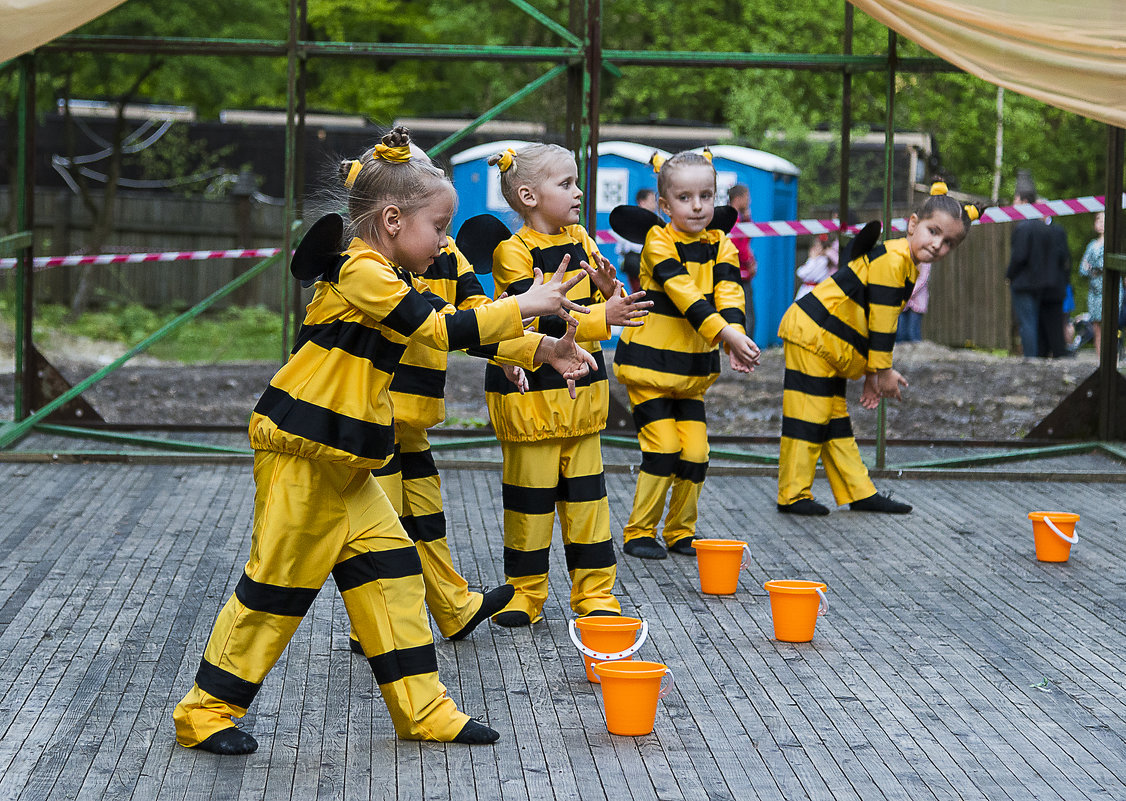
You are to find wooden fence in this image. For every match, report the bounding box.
[1,188,290,311]
[5,188,1018,351]
[921,222,1014,351]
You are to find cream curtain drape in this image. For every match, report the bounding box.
[850,0,1126,127]
[0,0,128,63]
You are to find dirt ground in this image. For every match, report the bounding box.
[0,324,1108,440]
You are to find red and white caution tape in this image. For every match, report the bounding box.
[0,247,280,271]
[594,193,1119,243]
[4,193,1119,270]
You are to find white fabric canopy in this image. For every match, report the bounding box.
[0,0,128,63]
[850,0,1126,127]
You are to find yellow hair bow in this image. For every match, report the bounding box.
[930,181,949,195]
[649,152,665,173]
[702,146,713,163]
[964,204,980,222]
[496,148,516,173]
[373,143,412,164]
[344,160,363,188]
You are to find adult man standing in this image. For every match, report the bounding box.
[1006,177,1070,357]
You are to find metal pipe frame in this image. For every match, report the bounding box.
[5,4,1122,468]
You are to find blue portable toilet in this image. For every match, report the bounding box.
[695,144,800,347]
[590,141,668,276]
[449,140,670,303]
[449,140,532,297]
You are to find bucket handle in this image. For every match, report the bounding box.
[1043,515,1079,545]
[816,588,829,616]
[657,667,676,700]
[740,543,752,571]
[568,618,649,662]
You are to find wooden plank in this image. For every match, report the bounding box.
[2,465,1126,799]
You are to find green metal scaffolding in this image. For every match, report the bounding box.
[2,0,1122,475]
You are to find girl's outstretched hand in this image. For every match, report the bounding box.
[502,364,529,394]
[876,368,908,402]
[719,327,760,374]
[536,324,598,399]
[582,251,619,299]
[515,254,591,325]
[860,373,881,410]
[603,282,652,327]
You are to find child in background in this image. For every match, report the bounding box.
[613,150,761,560]
[776,183,983,516]
[355,239,518,647]
[795,235,840,299]
[173,127,596,753]
[485,143,651,627]
[896,261,931,343]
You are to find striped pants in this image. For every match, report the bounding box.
[372,423,481,639]
[622,385,709,547]
[777,343,876,507]
[497,434,621,622]
[173,450,467,746]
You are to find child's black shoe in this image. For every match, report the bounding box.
[623,537,667,560]
[667,537,696,555]
[193,727,258,755]
[492,610,532,628]
[849,493,912,514]
[453,719,500,745]
[449,584,515,641]
[777,499,831,516]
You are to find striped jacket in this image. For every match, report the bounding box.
[249,238,525,469]
[390,242,541,430]
[613,224,745,397]
[486,224,611,442]
[777,236,918,380]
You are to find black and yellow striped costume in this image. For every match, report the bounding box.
[776,237,918,506]
[373,243,540,638]
[487,224,621,622]
[174,238,529,746]
[613,224,745,547]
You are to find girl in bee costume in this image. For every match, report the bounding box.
[483,143,651,627]
[776,183,983,516]
[172,127,595,754]
[612,150,761,560]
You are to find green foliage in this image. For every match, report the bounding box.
[131,123,239,196]
[31,303,283,363]
[8,0,1111,225]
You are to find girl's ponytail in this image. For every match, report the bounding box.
[919,180,987,230]
[339,126,452,242]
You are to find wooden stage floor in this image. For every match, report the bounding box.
[0,461,1124,800]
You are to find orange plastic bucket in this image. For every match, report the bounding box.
[569,616,648,683]
[691,539,750,594]
[764,580,829,642]
[592,660,674,736]
[1028,511,1079,562]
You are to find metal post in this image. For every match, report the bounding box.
[585,0,601,232]
[876,29,897,470]
[564,1,587,193]
[839,2,852,237]
[1099,126,1124,440]
[14,53,35,421]
[290,0,309,352]
[282,0,299,361]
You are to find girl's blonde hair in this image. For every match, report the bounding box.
[338,125,454,243]
[656,150,715,199]
[487,143,574,218]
